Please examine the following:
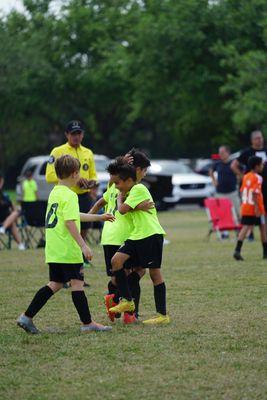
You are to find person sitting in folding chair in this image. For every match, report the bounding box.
[0,172,25,250]
[20,169,46,249]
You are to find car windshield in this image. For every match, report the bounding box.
[95,158,110,172]
[149,161,192,175]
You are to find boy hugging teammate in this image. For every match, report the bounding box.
[106,154,170,325]
[90,150,153,324]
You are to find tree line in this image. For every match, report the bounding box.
[0,0,267,179]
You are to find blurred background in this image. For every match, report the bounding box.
[0,0,266,188]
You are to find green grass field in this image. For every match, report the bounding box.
[0,209,266,400]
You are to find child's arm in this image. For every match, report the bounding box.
[65,220,92,260]
[135,200,155,211]
[80,212,115,222]
[209,168,218,188]
[117,193,154,215]
[89,197,107,214]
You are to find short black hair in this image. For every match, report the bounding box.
[107,158,137,181]
[248,156,262,170]
[127,148,151,168]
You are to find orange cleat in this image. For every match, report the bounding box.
[104,294,118,322]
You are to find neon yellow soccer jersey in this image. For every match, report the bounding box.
[124,183,165,240]
[101,183,133,245]
[22,179,38,202]
[45,185,83,264]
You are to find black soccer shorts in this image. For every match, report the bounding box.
[118,234,164,269]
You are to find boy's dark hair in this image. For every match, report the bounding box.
[55,155,81,179]
[107,158,137,181]
[128,148,151,168]
[248,156,262,171]
[25,169,33,178]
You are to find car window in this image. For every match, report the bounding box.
[95,158,109,172]
[40,162,48,176]
[150,161,192,174]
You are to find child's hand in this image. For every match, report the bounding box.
[138,199,155,211]
[101,213,115,222]
[81,244,93,261]
[123,153,134,165]
[255,208,261,217]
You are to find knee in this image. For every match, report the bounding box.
[135,267,146,278]
[70,279,84,291]
[111,254,122,271]
[149,269,163,285]
[48,282,63,293]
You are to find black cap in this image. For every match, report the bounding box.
[66,120,85,133]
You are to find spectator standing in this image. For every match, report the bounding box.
[231,130,267,213]
[209,145,240,220]
[22,169,38,202]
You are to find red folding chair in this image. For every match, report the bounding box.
[204,197,241,240]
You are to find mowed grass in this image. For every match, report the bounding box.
[0,209,266,400]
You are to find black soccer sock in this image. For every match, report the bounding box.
[113,269,132,301]
[25,286,54,318]
[71,291,92,324]
[154,282,167,316]
[127,272,141,316]
[235,240,243,253]
[262,242,267,257]
[108,280,117,295]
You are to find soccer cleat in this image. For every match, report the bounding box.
[81,322,112,332]
[17,314,39,334]
[123,312,138,325]
[142,313,170,325]
[109,299,135,314]
[104,294,118,322]
[233,251,244,261]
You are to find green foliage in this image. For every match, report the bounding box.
[0,0,267,172]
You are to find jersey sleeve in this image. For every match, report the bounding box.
[45,148,59,184]
[62,193,79,221]
[124,185,150,209]
[103,188,109,203]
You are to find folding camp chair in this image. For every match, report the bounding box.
[0,225,12,250]
[204,197,241,240]
[20,201,47,248]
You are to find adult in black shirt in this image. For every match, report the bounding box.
[210,145,240,219]
[231,130,267,211]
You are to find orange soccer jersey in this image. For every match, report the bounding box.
[240,172,265,216]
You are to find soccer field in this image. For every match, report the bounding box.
[0,209,265,400]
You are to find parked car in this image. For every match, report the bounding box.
[16,154,111,201]
[148,160,215,207]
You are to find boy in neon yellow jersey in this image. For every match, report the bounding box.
[17,155,114,334]
[90,153,153,323]
[109,161,170,325]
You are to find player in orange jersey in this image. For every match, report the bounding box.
[233,156,267,260]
